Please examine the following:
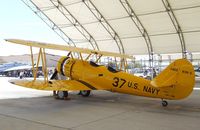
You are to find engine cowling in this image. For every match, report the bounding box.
[57,56,75,77]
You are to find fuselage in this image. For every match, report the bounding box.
[59,58,185,100]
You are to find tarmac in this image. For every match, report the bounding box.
[0,77,200,130]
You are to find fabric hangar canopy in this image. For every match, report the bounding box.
[22,0,200,59]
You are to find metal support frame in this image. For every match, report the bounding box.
[137,5,200,17]
[162,0,187,58]
[21,0,76,47]
[187,52,193,62]
[168,55,172,63]
[119,0,154,77]
[82,0,125,54]
[49,0,99,50]
[157,54,162,74]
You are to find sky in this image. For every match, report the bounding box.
[0,0,66,56]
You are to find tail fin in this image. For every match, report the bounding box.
[151,59,195,99]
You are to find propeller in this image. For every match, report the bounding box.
[50,69,58,80]
[50,51,71,80]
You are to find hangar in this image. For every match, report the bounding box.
[0,0,200,130]
[22,0,200,62]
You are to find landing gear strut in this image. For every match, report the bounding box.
[51,69,69,100]
[161,99,168,107]
[80,90,91,97]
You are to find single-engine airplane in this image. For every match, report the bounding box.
[5,39,195,107]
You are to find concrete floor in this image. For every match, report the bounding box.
[0,77,200,130]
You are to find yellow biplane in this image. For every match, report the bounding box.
[5,39,195,107]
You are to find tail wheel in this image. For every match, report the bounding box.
[80,90,91,97]
[161,100,168,107]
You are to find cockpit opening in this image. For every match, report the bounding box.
[107,66,119,73]
[89,61,100,67]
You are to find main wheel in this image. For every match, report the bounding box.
[57,91,68,99]
[162,100,168,107]
[80,90,91,97]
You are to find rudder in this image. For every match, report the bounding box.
[151,59,195,99]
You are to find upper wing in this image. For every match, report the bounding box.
[5,39,133,59]
[9,79,108,91]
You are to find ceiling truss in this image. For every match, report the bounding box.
[119,0,154,66]
[20,0,200,58]
[21,0,76,47]
[162,0,187,58]
[82,0,125,54]
[49,0,99,50]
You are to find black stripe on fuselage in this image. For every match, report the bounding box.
[77,80,97,90]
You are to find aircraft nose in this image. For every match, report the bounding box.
[57,56,70,76]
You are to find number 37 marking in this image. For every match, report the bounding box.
[112,77,126,88]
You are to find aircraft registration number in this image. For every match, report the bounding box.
[112,77,138,89]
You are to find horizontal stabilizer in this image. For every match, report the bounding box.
[151,73,177,88]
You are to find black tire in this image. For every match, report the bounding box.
[162,100,168,107]
[57,91,68,99]
[80,90,91,97]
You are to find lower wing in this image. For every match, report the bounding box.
[9,79,108,91]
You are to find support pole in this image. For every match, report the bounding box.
[162,0,187,58]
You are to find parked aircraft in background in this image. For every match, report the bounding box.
[195,67,200,77]
[5,39,195,107]
[0,62,27,75]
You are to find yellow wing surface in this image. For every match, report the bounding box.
[5,39,133,59]
[9,79,109,91]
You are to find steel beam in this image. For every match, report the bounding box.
[187,52,193,62]
[49,0,99,50]
[162,0,187,58]
[78,5,200,27]
[138,5,200,17]
[21,0,76,47]
[82,0,125,54]
[119,0,154,72]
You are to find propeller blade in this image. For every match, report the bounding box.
[67,51,71,57]
[50,69,58,80]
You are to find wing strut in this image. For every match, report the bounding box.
[30,46,36,80]
[29,47,48,83]
[41,48,48,82]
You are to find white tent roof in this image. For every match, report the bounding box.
[22,0,200,57]
[4,65,32,72]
